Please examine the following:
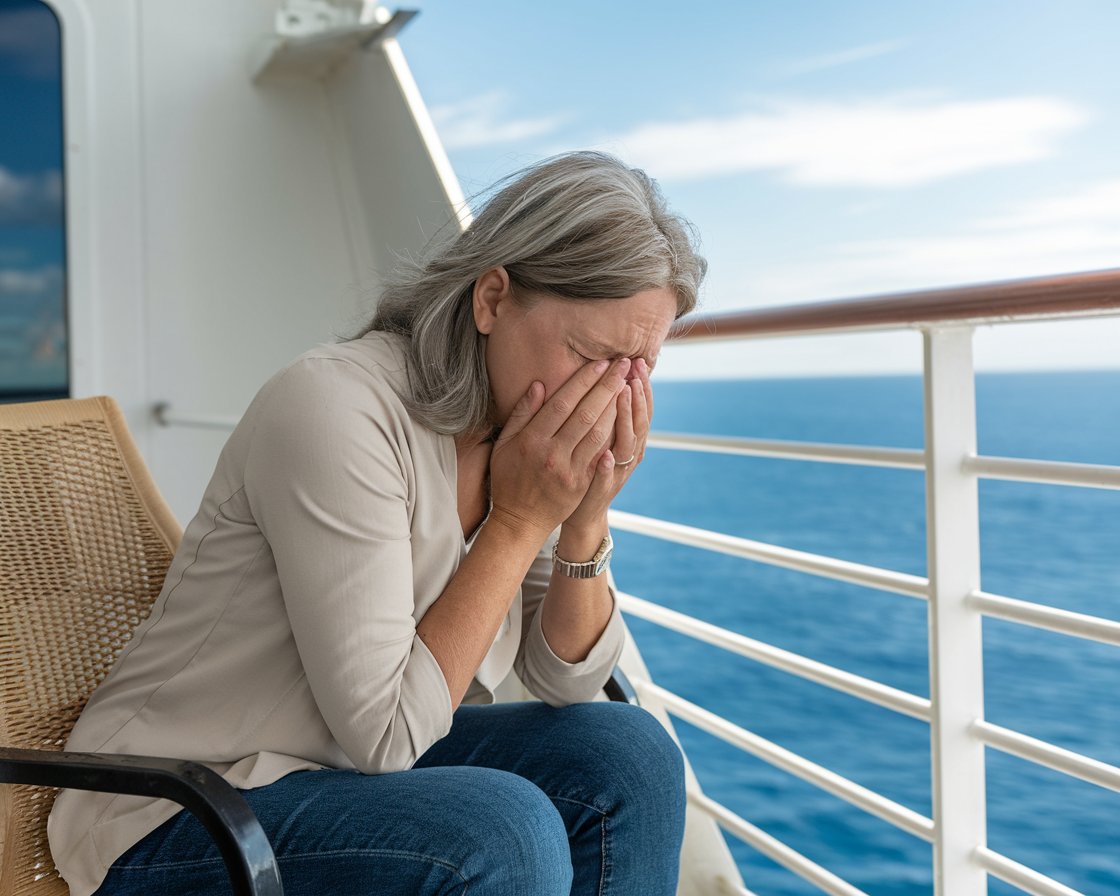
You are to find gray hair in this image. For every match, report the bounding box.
[351,150,707,435]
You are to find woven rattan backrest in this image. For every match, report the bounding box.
[0,396,182,896]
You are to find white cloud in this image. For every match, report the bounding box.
[979,178,1120,231]
[776,40,908,78]
[658,178,1120,378]
[614,94,1087,187]
[0,266,63,297]
[0,267,65,375]
[431,91,567,150]
[711,179,1120,311]
[0,167,64,225]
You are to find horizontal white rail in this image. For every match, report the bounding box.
[649,435,1120,491]
[152,404,240,431]
[617,591,931,721]
[964,454,1120,490]
[975,847,1086,896]
[968,591,1120,647]
[637,679,935,842]
[609,510,929,600]
[972,720,1120,793]
[648,432,925,469]
[688,791,869,896]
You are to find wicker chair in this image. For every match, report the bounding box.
[0,396,281,896]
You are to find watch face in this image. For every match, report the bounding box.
[594,542,613,575]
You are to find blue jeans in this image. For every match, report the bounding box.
[95,701,686,895]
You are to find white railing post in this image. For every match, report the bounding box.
[924,327,988,896]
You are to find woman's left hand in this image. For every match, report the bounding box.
[563,357,653,535]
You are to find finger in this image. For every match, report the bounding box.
[626,364,651,467]
[553,358,631,448]
[521,359,609,439]
[571,396,617,473]
[588,448,618,498]
[638,358,654,423]
[613,384,637,466]
[631,372,649,433]
[495,381,544,445]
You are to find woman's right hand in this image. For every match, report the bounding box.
[488,358,631,540]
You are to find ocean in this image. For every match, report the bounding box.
[610,371,1120,896]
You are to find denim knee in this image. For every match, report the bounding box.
[558,702,686,811]
[555,703,686,895]
[454,767,573,894]
[607,703,685,805]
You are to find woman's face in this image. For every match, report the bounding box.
[473,267,678,426]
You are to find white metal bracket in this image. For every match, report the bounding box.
[252,0,417,82]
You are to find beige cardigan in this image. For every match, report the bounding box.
[47,332,625,896]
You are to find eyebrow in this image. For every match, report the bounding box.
[579,338,658,369]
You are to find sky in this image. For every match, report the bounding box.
[0,0,65,394]
[398,0,1120,379]
[0,2,1117,387]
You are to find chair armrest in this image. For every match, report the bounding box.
[604,664,638,704]
[0,747,283,896]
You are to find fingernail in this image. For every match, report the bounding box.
[595,359,610,373]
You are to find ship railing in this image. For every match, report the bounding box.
[155,269,1120,896]
[607,267,1120,896]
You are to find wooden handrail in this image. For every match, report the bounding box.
[669,267,1120,342]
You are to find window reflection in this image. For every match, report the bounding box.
[0,0,66,402]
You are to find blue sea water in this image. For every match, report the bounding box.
[610,371,1120,896]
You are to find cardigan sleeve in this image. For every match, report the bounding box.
[513,529,627,706]
[243,357,453,774]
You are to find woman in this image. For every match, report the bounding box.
[48,151,707,895]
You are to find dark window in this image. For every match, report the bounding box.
[0,0,67,402]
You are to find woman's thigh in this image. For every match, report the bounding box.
[97,765,572,896]
[415,701,687,896]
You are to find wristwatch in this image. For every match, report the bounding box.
[552,533,613,579]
